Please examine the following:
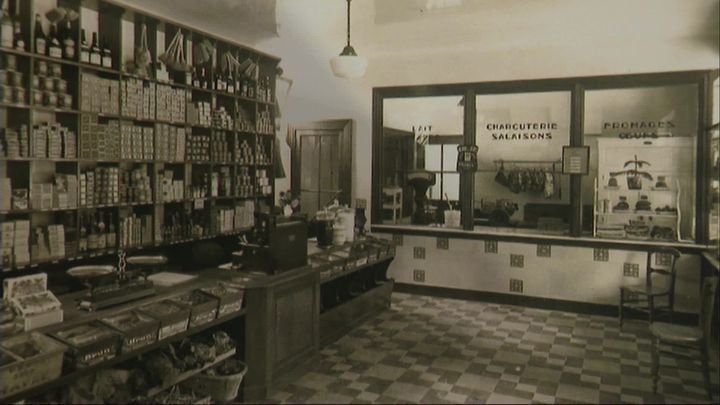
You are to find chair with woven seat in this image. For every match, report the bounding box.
[650,276,718,399]
[619,247,681,328]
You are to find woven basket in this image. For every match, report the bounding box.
[182,359,247,401]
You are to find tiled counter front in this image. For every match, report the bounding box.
[374,233,701,314]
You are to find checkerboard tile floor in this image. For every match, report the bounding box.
[259,293,719,404]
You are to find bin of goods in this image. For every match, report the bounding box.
[181,357,248,401]
[199,284,244,317]
[100,310,160,353]
[0,332,67,399]
[3,273,63,332]
[137,300,190,340]
[52,322,120,369]
[170,290,219,328]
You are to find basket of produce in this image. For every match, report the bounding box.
[181,358,247,401]
[170,291,219,328]
[0,332,67,399]
[52,322,120,369]
[137,300,190,340]
[199,285,244,317]
[100,310,160,353]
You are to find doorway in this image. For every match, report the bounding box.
[290,120,352,216]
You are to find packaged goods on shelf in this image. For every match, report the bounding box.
[187,134,210,162]
[213,207,236,234]
[80,115,120,159]
[3,273,63,332]
[0,220,30,268]
[80,73,120,115]
[187,100,211,127]
[119,121,154,160]
[255,141,271,165]
[0,125,29,158]
[11,188,28,210]
[235,200,255,229]
[154,123,186,162]
[212,106,233,130]
[80,167,119,206]
[211,131,231,162]
[157,169,184,202]
[256,168,271,196]
[119,213,153,248]
[31,122,75,158]
[0,178,10,211]
[53,174,78,208]
[121,78,156,120]
[156,84,186,123]
[119,165,152,204]
[137,300,190,340]
[235,139,253,165]
[213,166,232,197]
[100,310,160,353]
[30,182,53,210]
[0,54,27,104]
[256,109,273,134]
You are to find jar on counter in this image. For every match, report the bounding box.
[35,60,48,76]
[43,91,58,107]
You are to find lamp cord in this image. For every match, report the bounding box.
[346,0,351,47]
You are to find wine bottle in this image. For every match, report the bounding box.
[12,20,22,50]
[33,13,46,55]
[62,19,74,59]
[96,212,106,249]
[78,213,88,252]
[87,213,98,250]
[100,36,111,67]
[48,22,61,58]
[106,212,116,249]
[0,0,12,48]
[89,31,101,65]
[192,67,200,88]
[227,71,235,94]
[79,29,89,63]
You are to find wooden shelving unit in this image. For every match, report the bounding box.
[0,0,280,273]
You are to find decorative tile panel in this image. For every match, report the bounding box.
[593,248,609,262]
[510,254,524,268]
[485,240,498,254]
[413,247,426,260]
[537,244,551,258]
[437,237,449,250]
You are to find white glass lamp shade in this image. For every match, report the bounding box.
[330,54,368,79]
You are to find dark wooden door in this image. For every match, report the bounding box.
[290,120,352,216]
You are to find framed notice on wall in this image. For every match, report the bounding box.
[562,146,590,175]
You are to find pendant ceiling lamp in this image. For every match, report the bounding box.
[330,0,367,79]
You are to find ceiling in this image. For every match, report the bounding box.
[115,0,719,59]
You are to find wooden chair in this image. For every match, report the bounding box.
[650,276,718,399]
[619,247,681,327]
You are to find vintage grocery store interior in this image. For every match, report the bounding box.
[0,0,718,404]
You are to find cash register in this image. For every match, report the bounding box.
[234,215,308,274]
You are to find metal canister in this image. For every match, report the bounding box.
[43,91,58,107]
[0,70,8,85]
[42,76,55,91]
[12,87,25,104]
[32,90,43,105]
[55,78,67,93]
[35,60,48,76]
[3,54,17,70]
[8,70,22,87]
[50,63,62,77]
[315,210,336,247]
[0,85,11,103]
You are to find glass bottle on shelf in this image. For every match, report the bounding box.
[106,212,116,249]
[78,213,88,252]
[79,29,89,63]
[192,67,200,88]
[87,213,98,250]
[100,36,112,68]
[96,211,106,249]
[89,32,101,65]
[62,19,74,60]
[227,71,235,93]
[12,20,22,50]
[0,1,12,48]
[33,13,46,55]
[47,22,61,58]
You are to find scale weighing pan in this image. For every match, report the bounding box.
[67,265,116,280]
[126,255,168,266]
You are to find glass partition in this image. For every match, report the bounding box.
[473,92,572,234]
[583,85,698,242]
[382,96,464,226]
[709,77,719,245]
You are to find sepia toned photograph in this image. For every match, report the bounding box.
[0,0,718,403]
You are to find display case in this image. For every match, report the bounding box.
[593,138,694,242]
[3,273,62,331]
